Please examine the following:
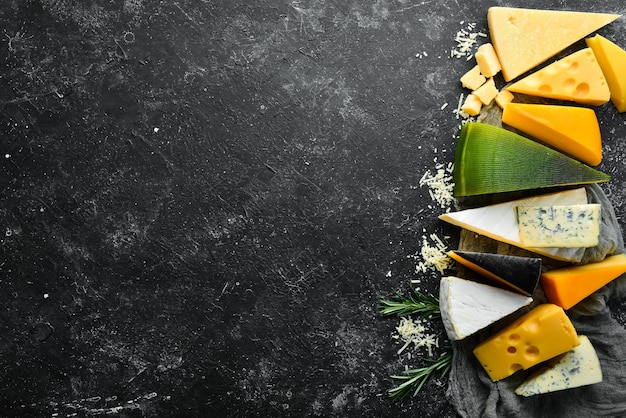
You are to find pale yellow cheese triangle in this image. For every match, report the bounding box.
[488,7,620,81]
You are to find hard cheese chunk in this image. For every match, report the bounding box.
[475,43,501,78]
[487,7,620,81]
[452,122,610,197]
[515,204,601,248]
[586,34,626,112]
[439,276,533,341]
[506,48,610,106]
[460,65,487,90]
[439,187,588,263]
[448,251,541,296]
[502,103,602,166]
[515,335,602,396]
[541,253,626,310]
[473,77,498,105]
[473,303,580,382]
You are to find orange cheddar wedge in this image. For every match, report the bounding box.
[502,103,602,166]
[506,48,610,106]
[488,7,620,81]
[586,34,626,112]
[541,253,626,310]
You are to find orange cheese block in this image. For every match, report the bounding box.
[506,48,610,106]
[541,253,626,310]
[488,7,620,81]
[586,34,626,112]
[502,103,602,166]
[473,304,580,381]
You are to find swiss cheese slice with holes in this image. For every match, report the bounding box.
[506,48,610,105]
[488,7,620,81]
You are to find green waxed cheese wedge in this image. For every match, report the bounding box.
[453,122,611,197]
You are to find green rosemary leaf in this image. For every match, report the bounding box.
[387,349,453,401]
[378,287,440,319]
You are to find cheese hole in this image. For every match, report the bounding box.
[509,333,520,343]
[563,78,576,89]
[539,84,552,94]
[568,62,579,73]
[525,345,540,358]
[507,346,517,354]
[510,363,523,373]
[574,83,590,97]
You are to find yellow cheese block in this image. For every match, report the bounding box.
[488,7,620,81]
[541,253,626,310]
[502,103,602,166]
[475,43,501,78]
[460,65,487,90]
[473,304,580,381]
[506,48,610,106]
[586,34,626,112]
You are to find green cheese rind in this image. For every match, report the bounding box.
[453,122,610,197]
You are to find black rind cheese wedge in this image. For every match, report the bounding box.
[448,250,541,296]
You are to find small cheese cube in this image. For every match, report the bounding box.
[495,90,514,109]
[461,93,482,116]
[475,43,501,77]
[541,253,626,310]
[515,335,602,396]
[473,77,498,105]
[460,65,487,90]
[515,204,601,248]
[473,303,580,381]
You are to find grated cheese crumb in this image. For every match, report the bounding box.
[419,163,455,209]
[411,233,454,274]
[451,22,486,60]
[395,316,439,357]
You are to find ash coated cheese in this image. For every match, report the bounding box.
[487,7,620,81]
[439,276,533,341]
[515,204,601,248]
[506,48,610,106]
[473,303,580,382]
[515,335,602,396]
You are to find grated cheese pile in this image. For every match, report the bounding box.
[451,22,487,60]
[413,233,453,274]
[419,162,455,210]
[394,316,439,358]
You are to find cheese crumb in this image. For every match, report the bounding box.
[451,22,487,60]
[395,316,439,357]
[419,163,455,209]
[411,233,454,274]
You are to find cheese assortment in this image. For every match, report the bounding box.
[514,335,603,396]
[515,204,601,248]
[501,103,602,166]
[439,5,626,394]
[472,304,580,381]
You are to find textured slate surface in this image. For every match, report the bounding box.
[1,1,626,417]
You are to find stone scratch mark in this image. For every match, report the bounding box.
[392,1,434,14]
[174,2,199,28]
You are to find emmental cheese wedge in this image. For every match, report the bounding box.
[488,7,620,81]
[439,276,533,341]
[586,34,626,112]
[515,335,602,396]
[541,253,626,310]
[448,251,541,296]
[515,204,601,248]
[473,303,580,382]
[502,103,602,166]
[439,188,588,263]
[453,123,610,197]
[506,48,610,106]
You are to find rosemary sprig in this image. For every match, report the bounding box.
[378,287,440,319]
[387,349,453,401]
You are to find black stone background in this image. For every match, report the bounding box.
[2,1,626,417]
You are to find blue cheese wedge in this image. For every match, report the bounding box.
[439,276,533,341]
[515,335,602,396]
[515,204,601,248]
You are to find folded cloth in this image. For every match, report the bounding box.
[446,184,626,418]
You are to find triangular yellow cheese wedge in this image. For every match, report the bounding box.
[506,48,610,105]
[586,34,626,111]
[502,103,602,166]
[488,7,620,81]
